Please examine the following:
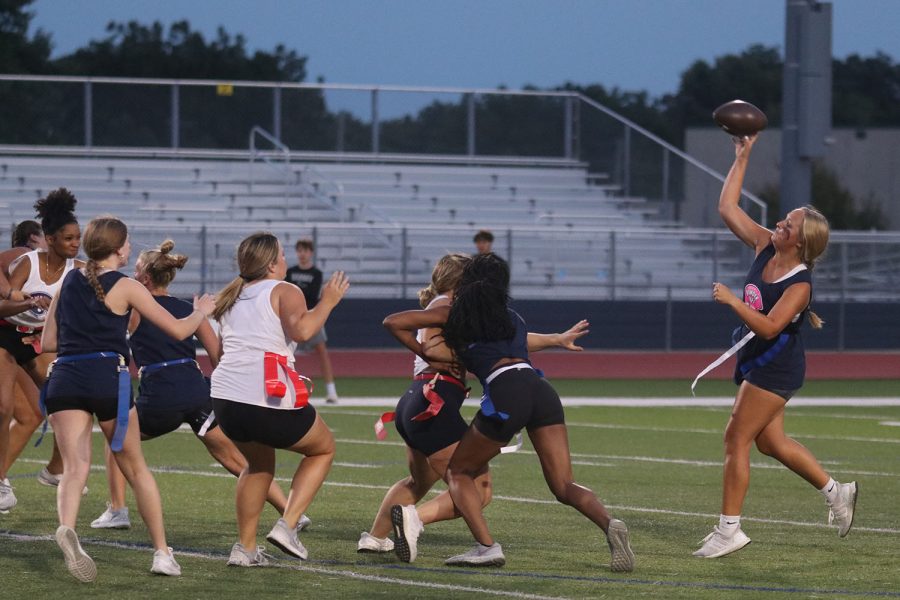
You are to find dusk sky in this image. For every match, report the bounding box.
[29,0,900,98]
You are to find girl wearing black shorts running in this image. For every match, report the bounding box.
[369,253,592,564]
[425,253,634,571]
[210,232,347,566]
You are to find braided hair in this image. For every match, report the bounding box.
[34,188,78,236]
[138,239,188,289]
[442,253,514,355]
[81,217,128,302]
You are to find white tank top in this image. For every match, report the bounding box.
[210,279,300,409]
[413,294,448,376]
[6,250,76,329]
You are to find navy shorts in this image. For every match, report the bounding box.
[137,399,217,438]
[212,397,317,449]
[472,368,565,444]
[45,395,134,422]
[394,375,468,456]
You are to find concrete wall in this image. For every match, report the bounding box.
[323,298,900,351]
[684,128,900,230]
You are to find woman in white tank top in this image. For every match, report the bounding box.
[210,232,348,566]
[0,189,83,513]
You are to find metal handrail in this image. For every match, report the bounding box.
[576,94,768,225]
[249,125,290,193]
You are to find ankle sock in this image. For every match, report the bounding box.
[326,382,337,398]
[718,514,741,536]
[820,477,840,504]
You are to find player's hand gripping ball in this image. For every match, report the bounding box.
[712,100,768,138]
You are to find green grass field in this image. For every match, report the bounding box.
[2,378,899,599]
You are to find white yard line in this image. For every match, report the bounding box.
[0,532,569,600]
[12,458,897,534]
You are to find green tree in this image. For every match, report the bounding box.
[757,162,888,230]
[0,0,51,72]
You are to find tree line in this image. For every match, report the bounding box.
[2,1,897,228]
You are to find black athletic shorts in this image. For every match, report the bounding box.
[472,367,565,444]
[137,400,217,438]
[0,324,38,366]
[211,397,317,449]
[394,376,468,456]
[45,395,134,423]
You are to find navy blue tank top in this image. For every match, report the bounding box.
[130,295,209,410]
[734,244,812,390]
[458,309,529,381]
[130,295,196,365]
[46,269,131,402]
[57,269,131,361]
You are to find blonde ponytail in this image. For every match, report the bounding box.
[418,283,438,308]
[213,232,280,321]
[808,310,824,329]
[212,277,245,321]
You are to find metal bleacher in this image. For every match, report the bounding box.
[2,152,711,299]
[3,151,899,302]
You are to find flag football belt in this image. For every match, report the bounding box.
[198,352,312,439]
[138,357,198,378]
[691,330,791,395]
[374,372,468,440]
[38,352,131,452]
[0,319,42,353]
[264,351,311,408]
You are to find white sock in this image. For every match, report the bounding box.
[820,478,840,505]
[718,514,741,536]
[326,382,337,398]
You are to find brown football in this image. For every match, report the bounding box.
[712,100,768,137]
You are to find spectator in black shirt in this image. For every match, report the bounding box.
[285,239,338,403]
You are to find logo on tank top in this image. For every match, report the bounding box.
[743,284,763,311]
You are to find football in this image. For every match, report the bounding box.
[712,100,768,137]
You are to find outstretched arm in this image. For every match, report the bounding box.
[527,319,589,352]
[718,135,771,253]
[276,272,349,343]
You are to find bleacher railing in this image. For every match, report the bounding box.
[0,73,766,224]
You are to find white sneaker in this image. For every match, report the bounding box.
[607,519,635,572]
[445,542,506,567]
[0,478,16,514]
[266,518,308,559]
[827,481,858,537]
[391,504,424,563]
[37,468,88,495]
[227,542,270,567]
[151,547,181,576]
[692,526,751,558]
[357,531,394,553]
[297,513,312,532]
[91,503,131,529]
[56,525,97,582]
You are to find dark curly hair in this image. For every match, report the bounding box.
[34,187,78,236]
[441,253,514,355]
